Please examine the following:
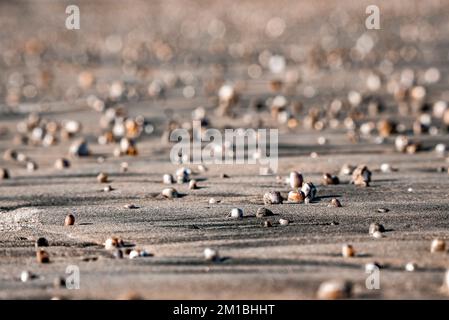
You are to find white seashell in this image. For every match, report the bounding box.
[279,218,290,226]
[405,262,417,272]
[163,174,174,184]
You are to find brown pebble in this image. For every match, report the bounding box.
[97,172,109,183]
[64,214,75,226]
[431,239,446,253]
[351,165,371,187]
[256,207,274,218]
[342,244,355,257]
[36,249,50,263]
[0,168,10,179]
[262,220,273,228]
[322,173,339,185]
[317,280,352,299]
[55,158,70,170]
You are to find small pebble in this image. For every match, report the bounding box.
[301,182,317,201]
[97,172,109,183]
[36,249,50,263]
[0,168,10,179]
[372,231,383,239]
[322,173,339,185]
[54,158,70,170]
[262,220,272,228]
[230,208,243,219]
[162,187,178,198]
[340,164,355,176]
[220,173,230,179]
[53,277,66,288]
[351,165,371,187]
[317,280,352,299]
[377,208,389,213]
[204,248,220,261]
[26,161,38,172]
[342,244,355,258]
[124,204,139,209]
[287,190,305,203]
[104,237,124,250]
[405,262,417,272]
[256,207,274,218]
[279,218,290,226]
[163,173,174,184]
[120,162,129,173]
[431,239,446,253]
[35,237,49,247]
[209,198,220,204]
[188,179,198,190]
[20,270,35,282]
[263,191,283,205]
[328,198,342,207]
[64,214,75,226]
[69,139,89,157]
[113,250,124,259]
[369,223,385,234]
[365,262,381,273]
[289,171,303,189]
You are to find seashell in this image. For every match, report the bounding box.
[204,248,220,261]
[301,182,317,200]
[162,187,178,199]
[104,237,124,250]
[328,198,341,207]
[163,174,174,184]
[256,207,274,218]
[369,223,385,234]
[351,165,371,187]
[263,191,283,205]
[97,172,109,183]
[322,173,339,185]
[430,239,446,253]
[103,185,114,192]
[0,168,10,180]
[64,214,75,226]
[55,158,70,170]
[289,171,303,189]
[340,164,355,176]
[279,218,290,226]
[377,208,389,213]
[230,208,243,219]
[287,190,305,203]
[69,139,89,157]
[189,179,198,190]
[36,249,50,263]
[317,280,352,300]
[342,244,355,258]
[35,237,49,248]
[124,204,139,209]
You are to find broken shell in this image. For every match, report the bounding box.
[301,182,317,200]
[263,220,272,227]
[431,239,446,253]
[287,190,305,203]
[69,139,89,157]
[256,207,274,218]
[351,165,371,187]
[0,168,10,179]
[55,158,70,170]
[204,248,220,261]
[64,214,75,226]
[188,179,198,190]
[230,208,243,219]
[35,237,49,247]
[162,187,178,198]
[328,198,342,207]
[162,174,174,184]
[279,218,290,226]
[369,223,385,234]
[263,191,283,204]
[97,172,109,183]
[322,173,339,185]
[36,249,50,263]
[289,171,303,189]
[317,280,352,299]
[342,244,355,258]
[104,237,124,250]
